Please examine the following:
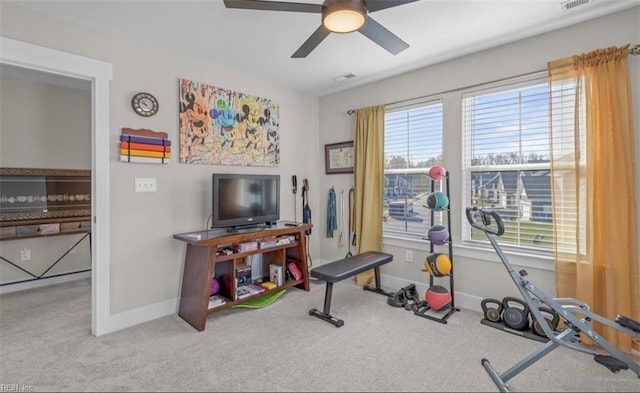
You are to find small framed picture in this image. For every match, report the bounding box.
[325,141,354,174]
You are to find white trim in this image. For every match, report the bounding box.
[380,273,484,313]
[108,298,179,334]
[383,235,554,271]
[0,37,113,336]
[306,262,485,313]
[0,272,91,295]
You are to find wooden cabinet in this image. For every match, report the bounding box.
[0,168,92,287]
[173,223,312,331]
[0,168,91,240]
[60,220,92,233]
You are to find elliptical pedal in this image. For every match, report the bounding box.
[614,314,640,333]
[594,355,629,374]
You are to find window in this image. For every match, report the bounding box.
[549,77,585,256]
[383,99,443,238]
[462,76,554,252]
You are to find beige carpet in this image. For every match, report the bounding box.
[1,278,639,392]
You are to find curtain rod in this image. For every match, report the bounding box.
[347,43,640,115]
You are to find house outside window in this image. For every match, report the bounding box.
[383,99,443,238]
[462,76,554,252]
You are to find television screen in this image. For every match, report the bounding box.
[212,173,280,231]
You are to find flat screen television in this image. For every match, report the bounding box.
[212,173,280,231]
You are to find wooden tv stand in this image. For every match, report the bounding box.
[173,222,312,331]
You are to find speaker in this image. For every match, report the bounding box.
[292,175,297,194]
[303,205,312,235]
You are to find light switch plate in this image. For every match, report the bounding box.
[135,177,157,193]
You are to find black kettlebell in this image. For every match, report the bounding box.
[531,306,560,338]
[502,297,530,331]
[481,298,503,322]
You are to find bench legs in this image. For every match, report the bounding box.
[309,282,344,327]
[363,267,392,296]
[309,267,390,327]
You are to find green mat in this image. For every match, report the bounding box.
[232,289,286,309]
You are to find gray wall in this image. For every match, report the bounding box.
[317,7,640,308]
[1,3,320,316]
[0,72,91,168]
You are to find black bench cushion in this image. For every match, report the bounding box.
[310,251,394,283]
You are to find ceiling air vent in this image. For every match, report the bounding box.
[561,0,593,11]
[332,73,358,83]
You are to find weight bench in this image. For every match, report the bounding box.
[308,251,394,327]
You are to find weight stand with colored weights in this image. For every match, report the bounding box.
[413,170,460,324]
[467,207,640,392]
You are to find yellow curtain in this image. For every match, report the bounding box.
[353,105,384,286]
[548,45,639,352]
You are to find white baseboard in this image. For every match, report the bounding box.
[104,269,485,335]
[309,260,484,314]
[107,297,178,334]
[0,271,91,295]
[380,273,484,314]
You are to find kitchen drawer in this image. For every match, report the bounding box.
[16,223,60,237]
[61,221,91,233]
[0,226,16,239]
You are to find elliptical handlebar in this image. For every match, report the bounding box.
[465,207,505,236]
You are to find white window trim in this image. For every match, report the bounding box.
[384,235,554,271]
[461,73,553,255]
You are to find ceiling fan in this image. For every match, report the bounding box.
[223,0,418,58]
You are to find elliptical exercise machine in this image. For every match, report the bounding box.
[466,207,640,392]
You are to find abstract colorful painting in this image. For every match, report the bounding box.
[178,78,280,166]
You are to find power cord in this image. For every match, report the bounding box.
[205,213,212,237]
[306,234,313,269]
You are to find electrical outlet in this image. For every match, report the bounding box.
[20,248,31,261]
[405,250,413,263]
[135,177,157,193]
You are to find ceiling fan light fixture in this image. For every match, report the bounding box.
[322,0,367,33]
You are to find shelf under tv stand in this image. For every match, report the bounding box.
[173,222,312,331]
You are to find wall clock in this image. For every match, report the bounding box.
[131,92,159,117]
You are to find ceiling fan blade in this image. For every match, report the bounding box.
[358,16,409,55]
[223,0,322,13]
[292,25,331,58]
[365,0,419,13]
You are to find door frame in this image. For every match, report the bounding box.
[0,37,112,336]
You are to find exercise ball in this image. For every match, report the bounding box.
[428,165,447,181]
[424,253,452,277]
[426,285,452,311]
[426,192,449,211]
[210,277,220,296]
[428,225,449,245]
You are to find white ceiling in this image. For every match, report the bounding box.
[8,0,640,97]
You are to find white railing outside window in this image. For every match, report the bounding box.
[462,76,557,253]
[384,99,443,238]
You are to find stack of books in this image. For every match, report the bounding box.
[247,254,263,282]
[119,127,171,164]
[236,283,265,299]
[258,238,278,249]
[233,241,258,252]
[270,264,283,286]
[208,294,227,309]
[245,283,266,295]
[275,235,294,245]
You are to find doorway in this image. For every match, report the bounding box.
[0,37,112,336]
